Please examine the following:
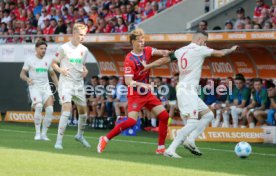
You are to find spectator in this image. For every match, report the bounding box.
[234,7,245,30]
[116,17,128,33]
[54,19,67,34]
[236,21,245,30]
[198,20,208,30]
[263,21,272,29]
[42,18,51,34]
[253,0,270,23]
[222,74,251,128]
[89,6,98,25]
[257,8,270,26]
[253,23,262,29]
[87,19,97,33]
[33,0,42,16]
[114,78,128,119]
[142,2,154,20]
[266,81,276,125]
[242,78,269,128]
[38,8,50,29]
[126,4,135,25]
[225,20,233,30]
[2,9,11,24]
[86,76,100,125]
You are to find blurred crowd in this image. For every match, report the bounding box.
[201,0,276,31]
[0,0,182,43]
[68,73,276,130]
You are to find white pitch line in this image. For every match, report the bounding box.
[0,128,276,157]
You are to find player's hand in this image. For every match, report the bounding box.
[26,78,33,85]
[82,66,88,78]
[141,60,149,71]
[60,68,69,76]
[231,45,239,52]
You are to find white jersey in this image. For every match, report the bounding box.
[54,41,88,83]
[175,43,213,86]
[23,55,53,88]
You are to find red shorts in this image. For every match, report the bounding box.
[128,93,162,112]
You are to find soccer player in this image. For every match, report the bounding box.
[141,30,238,158]
[52,23,91,149]
[20,40,58,141]
[97,28,171,154]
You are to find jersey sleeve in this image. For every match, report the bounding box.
[22,58,30,71]
[124,58,135,77]
[54,47,65,63]
[200,46,214,58]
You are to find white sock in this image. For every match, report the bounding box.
[188,111,214,145]
[34,103,43,135]
[167,119,198,153]
[77,114,87,137]
[231,107,239,128]
[42,106,53,136]
[222,111,230,128]
[214,110,221,127]
[158,145,165,149]
[56,111,70,145]
[249,122,255,128]
[151,118,157,127]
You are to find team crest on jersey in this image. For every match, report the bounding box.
[81,52,83,56]
[55,53,59,57]
[125,67,131,74]
[33,97,36,102]
[45,62,47,66]
[193,110,197,116]
[132,103,138,109]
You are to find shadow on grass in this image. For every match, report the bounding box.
[0,122,275,176]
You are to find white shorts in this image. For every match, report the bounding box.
[58,81,87,106]
[176,86,208,119]
[29,85,53,106]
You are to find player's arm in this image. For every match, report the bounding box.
[152,49,171,57]
[125,76,153,90]
[49,70,59,87]
[52,47,69,76]
[270,98,276,109]
[82,65,88,78]
[245,100,256,110]
[211,45,238,57]
[20,69,32,85]
[142,51,177,70]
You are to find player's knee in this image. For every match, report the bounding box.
[45,106,53,115]
[202,111,214,121]
[35,103,43,112]
[62,111,71,118]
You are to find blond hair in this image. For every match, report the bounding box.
[73,23,88,33]
[129,28,145,43]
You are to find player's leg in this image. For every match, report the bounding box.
[231,106,243,128]
[41,95,54,141]
[29,88,43,140]
[97,95,144,153]
[72,88,91,148]
[97,111,138,153]
[55,85,72,149]
[164,88,198,158]
[184,98,214,156]
[254,110,267,127]
[266,109,276,125]
[222,107,231,127]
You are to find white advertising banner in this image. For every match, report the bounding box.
[0,44,97,63]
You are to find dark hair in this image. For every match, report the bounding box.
[91,76,99,80]
[110,76,119,81]
[200,20,208,26]
[266,81,275,89]
[195,29,208,37]
[235,73,245,82]
[155,77,162,81]
[101,76,109,81]
[35,40,47,48]
[253,78,262,83]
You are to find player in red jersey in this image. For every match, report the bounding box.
[97,28,171,154]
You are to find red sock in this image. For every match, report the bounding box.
[157,110,169,146]
[106,118,137,140]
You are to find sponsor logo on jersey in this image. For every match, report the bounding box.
[69,58,82,63]
[35,68,48,73]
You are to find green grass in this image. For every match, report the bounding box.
[0,122,275,176]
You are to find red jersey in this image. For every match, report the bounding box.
[254,4,270,18]
[124,47,155,95]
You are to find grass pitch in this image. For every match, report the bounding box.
[0,122,275,176]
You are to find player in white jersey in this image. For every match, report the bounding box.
[20,40,59,141]
[142,30,238,158]
[52,23,91,149]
